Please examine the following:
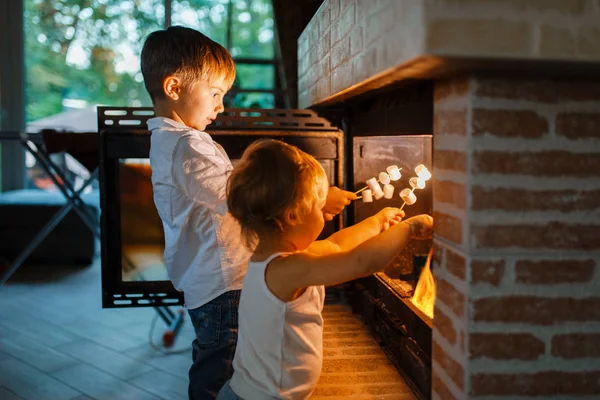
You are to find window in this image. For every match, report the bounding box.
[22,0,277,190]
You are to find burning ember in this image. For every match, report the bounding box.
[411,248,436,318]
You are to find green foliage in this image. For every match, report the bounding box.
[24,0,275,122]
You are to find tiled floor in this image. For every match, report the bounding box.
[0,257,414,400]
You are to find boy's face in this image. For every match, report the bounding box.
[173,77,228,131]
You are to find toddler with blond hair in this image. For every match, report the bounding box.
[217,139,433,400]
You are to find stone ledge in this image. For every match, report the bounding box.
[298,0,600,108]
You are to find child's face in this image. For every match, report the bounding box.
[292,179,329,250]
[175,77,228,131]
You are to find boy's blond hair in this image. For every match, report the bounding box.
[227,139,328,249]
[141,26,236,102]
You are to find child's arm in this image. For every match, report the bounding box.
[323,187,356,221]
[172,136,229,212]
[267,214,433,301]
[306,207,404,254]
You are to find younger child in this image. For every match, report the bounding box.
[140,27,356,399]
[218,139,433,399]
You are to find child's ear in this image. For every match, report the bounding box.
[163,75,181,100]
[284,210,298,227]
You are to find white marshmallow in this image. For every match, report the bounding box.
[383,184,394,199]
[400,188,417,205]
[386,165,401,181]
[409,177,426,189]
[373,188,385,200]
[366,177,380,192]
[414,164,431,181]
[362,189,373,203]
[378,172,391,185]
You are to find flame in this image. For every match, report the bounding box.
[411,249,436,318]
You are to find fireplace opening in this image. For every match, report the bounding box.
[320,81,436,399]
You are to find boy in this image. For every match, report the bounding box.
[140,26,355,400]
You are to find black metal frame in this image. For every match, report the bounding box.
[98,106,344,308]
[349,273,432,400]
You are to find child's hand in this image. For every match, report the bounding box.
[403,214,434,239]
[323,187,357,218]
[376,207,405,231]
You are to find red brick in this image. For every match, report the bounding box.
[471,371,600,396]
[556,112,600,139]
[471,259,504,286]
[472,187,600,212]
[433,211,463,245]
[434,109,467,136]
[432,369,458,400]
[472,109,548,138]
[469,333,545,360]
[434,179,466,209]
[475,78,600,103]
[434,79,470,102]
[471,222,600,250]
[515,259,595,284]
[473,296,600,325]
[552,333,600,359]
[473,150,600,177]
[435,150,467,173]
[433,339,465,390]
[436,278,465,318]
[446,249,466,280]
[434,305,457,345]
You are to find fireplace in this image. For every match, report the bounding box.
[299,1,600,399]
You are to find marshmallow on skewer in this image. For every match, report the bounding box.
[378,172,391,185]
[383,184,394,199]
[386,165,402,181]
[365,177,380,192]
[414,164,432,181]
[362,189,373,203]
[400,188,417,205]
[409,177,426,190]
[373,189,385,200]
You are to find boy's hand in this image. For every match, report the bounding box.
[403,214,434,239]
[376,207,405,231]
[323,187,357,219]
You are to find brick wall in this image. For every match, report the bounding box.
[298,0,600,108]
[432,76,600,399]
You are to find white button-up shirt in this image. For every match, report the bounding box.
[148,117,249,309]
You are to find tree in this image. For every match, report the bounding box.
[24,0,276,122]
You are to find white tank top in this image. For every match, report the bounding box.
[230,252,325,400]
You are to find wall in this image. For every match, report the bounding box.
[298,0,600,108]
[432,76,600,399]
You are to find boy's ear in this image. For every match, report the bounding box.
[163,75,182,100]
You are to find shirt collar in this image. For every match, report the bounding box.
[148,116,193,132]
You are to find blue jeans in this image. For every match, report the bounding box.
[216,380,244,400]
[187,290,241,400]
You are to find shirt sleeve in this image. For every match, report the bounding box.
[171,135,231,214]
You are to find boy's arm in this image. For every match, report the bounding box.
[323,187,356,221]
[266,214,433,301]
[172,136,230,212]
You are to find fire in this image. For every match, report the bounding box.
[411,248,436,318]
